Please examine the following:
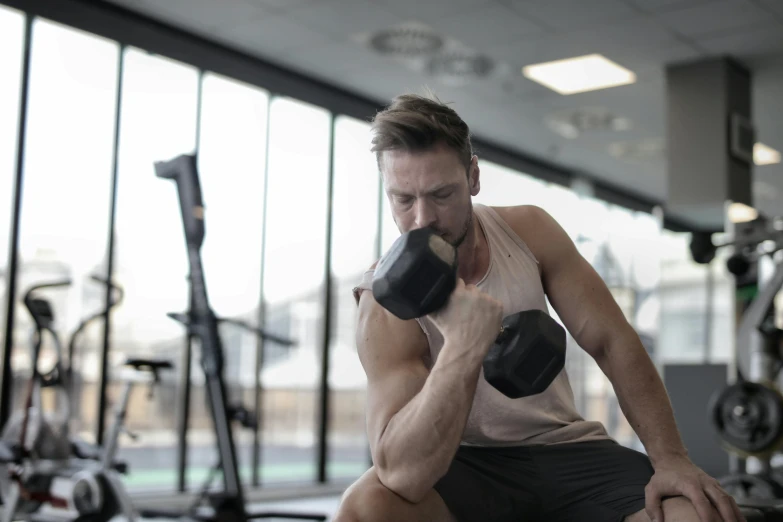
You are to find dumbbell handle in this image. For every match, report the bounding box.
[495,324,510,344]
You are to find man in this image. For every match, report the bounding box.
[335,93,743,522]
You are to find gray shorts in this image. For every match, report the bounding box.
[433,439,654,522]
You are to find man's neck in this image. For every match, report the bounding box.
[456,213,487,285]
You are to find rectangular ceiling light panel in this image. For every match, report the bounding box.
[523,53,636,95]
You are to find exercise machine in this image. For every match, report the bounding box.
[0,277,167,521]
[691,214,783,518]
[140,153,327,522]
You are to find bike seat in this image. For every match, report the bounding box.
[71,440,129,474]
[124,358,173,373]
[71,440,102,461]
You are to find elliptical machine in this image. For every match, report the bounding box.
[0,276,171,521]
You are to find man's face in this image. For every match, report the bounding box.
[381,142,480,247]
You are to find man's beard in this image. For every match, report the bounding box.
[440,207,473,249]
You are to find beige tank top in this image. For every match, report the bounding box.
[354,204,611,447]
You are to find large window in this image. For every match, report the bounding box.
[13,19,118,442]
[473,159,548,208]
[195,72,269,486]
[0,5,24,353]
[112,48,199,493]
[328,116,378,481]
[260,96,330,485]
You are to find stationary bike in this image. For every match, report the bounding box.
[0,276,171,521]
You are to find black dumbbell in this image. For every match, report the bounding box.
[372,227,566,398]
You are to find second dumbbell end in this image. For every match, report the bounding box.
[483,310,566,399]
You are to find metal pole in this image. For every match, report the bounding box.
[316,114,336,483]
[96,42,125,446]
[253,93,273,488]
[0,13,33,428]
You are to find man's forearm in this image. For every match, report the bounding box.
[597,327,688,466]
[377,341,483,502]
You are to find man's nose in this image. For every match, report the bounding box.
[414,199,437,229]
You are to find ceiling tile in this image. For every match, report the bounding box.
[579,17,680,50]
[428,3,547,50]
[623,0,716,13]
[283,41,390,75]
[287,0,406,42]
[115,0,269,33]
[655,0,772,37]
[607,41,705,73]
[484,17,675,71]
[337,62,430,103]
[487,72,562,103]
[485,38,587,72]
[755,62,783,116]
[508,0,640,30]
[697,25,783,61]
[373,0,494,25]
[212,11,335,57]
[754,0,783,18]
[244,0,323,12]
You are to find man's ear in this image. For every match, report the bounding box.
[468,156,480,196]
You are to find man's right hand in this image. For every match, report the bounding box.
[427,278,504,356]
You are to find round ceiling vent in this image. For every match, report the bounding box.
[608,138,665,163]
[369,27,444,57]
[426,52,495,80]
[545,107,631,139]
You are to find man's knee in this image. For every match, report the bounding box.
[625,496,721,522]
[662,496,723,521]
[332,468,405,522]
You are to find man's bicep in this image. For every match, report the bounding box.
[355,291,430,454]
[545,253,629,357]
[518,206,631,359]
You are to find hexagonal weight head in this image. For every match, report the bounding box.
[372,228,457,320]
[483,310,566,398]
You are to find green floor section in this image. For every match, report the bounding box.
[123,462,367,490]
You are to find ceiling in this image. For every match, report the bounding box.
[100,0,783,218]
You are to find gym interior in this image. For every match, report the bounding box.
[1,0,782,520]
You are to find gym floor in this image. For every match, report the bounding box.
[249,496,340,522]
[138,496,342,522]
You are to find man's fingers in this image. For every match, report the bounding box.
[705,485,743,522]
[645,485,665,522]
[686,485,720,522]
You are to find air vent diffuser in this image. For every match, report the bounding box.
[545,107,631,139]
[608,138,665,163]
[369,27,444,57]
[427,52,495,80]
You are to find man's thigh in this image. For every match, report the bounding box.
[535,440,655,522]
[434,445,543,522]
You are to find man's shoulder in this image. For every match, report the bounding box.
[487,204,554,237]
[486,204,569,268]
